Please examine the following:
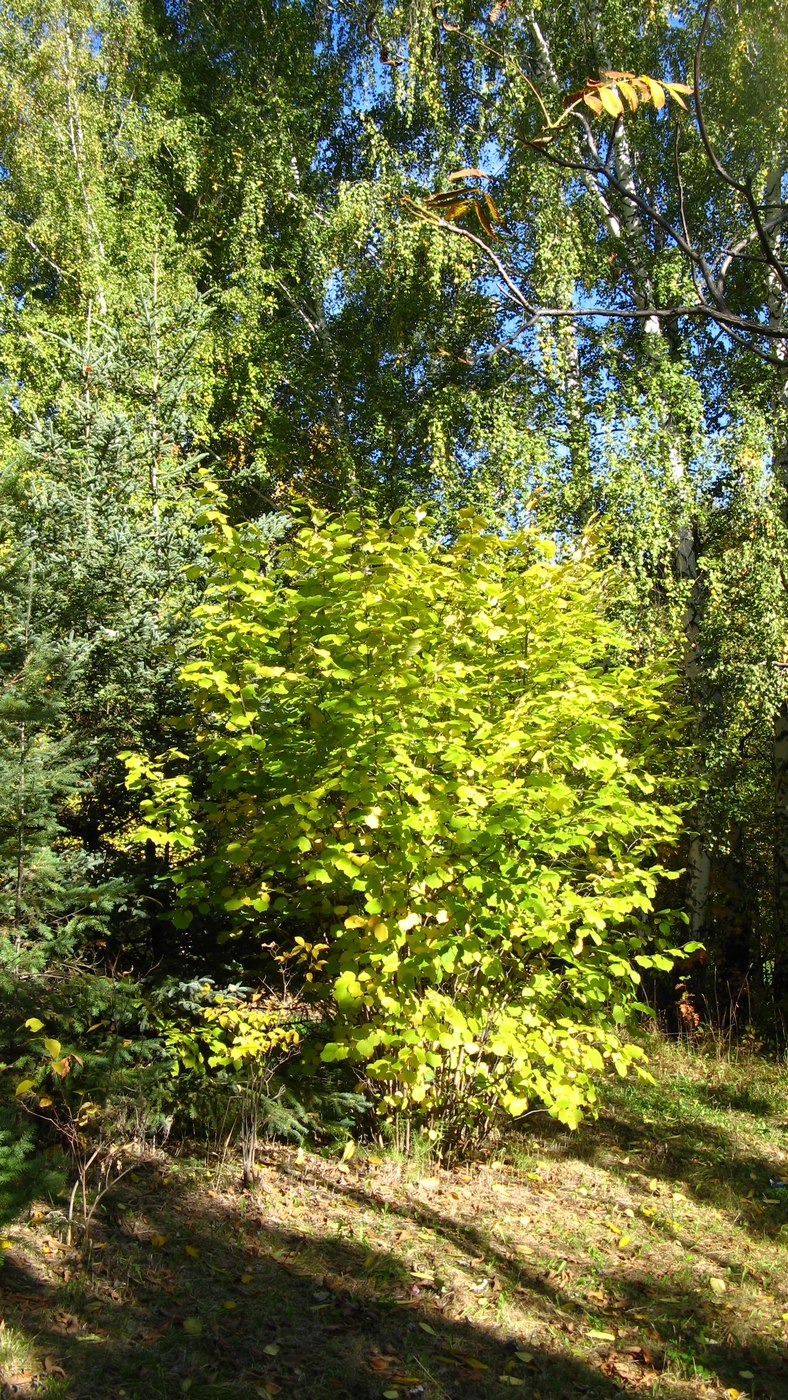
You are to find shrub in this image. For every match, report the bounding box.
[128,504,694,1152]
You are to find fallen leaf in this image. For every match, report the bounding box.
[150,1233,168,1248]
[223,1300,237,1310]
[418,1321,437,1335]
[184,1245,200,1258]
[263,1343,280,1357]
[587,1330,616,1341]
[709,1277,727,1295]
[183,1317,203,1336]
[368,1354,392,1372]
[515,1351,534,1363]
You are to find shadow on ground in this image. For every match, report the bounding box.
[2,1152,787,1400]
[522,1086,788,1238]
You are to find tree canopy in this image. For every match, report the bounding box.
[2,0,788,1166]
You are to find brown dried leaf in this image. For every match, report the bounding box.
[448,167,491,181]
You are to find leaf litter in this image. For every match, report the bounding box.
[1,1042,787,1398]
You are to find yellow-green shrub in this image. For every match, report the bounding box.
[128,504,693,1151]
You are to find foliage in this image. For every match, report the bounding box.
[128,505,693,1150]
[0,1108,66,1228]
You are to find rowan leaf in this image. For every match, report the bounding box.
[448,167,491,181]
[618,79,640,111]
[599,84,624,118]
[474,200,497,239]
[665,81,692,109]
[643,76,666,109]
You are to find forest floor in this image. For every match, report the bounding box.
[1,1038,788,1400]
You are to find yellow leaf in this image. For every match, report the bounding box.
[583,92,604,116]
[482,191,506,228]
[474,200,497,240]
[150,1233,168,1248]
[241,1273,253,1284]
[341,1138,356,1162]
[709,1276,727,1294]
[264,1343,280,1356]
[184,1245,200,1258]
[373,922,389,942]
[1,1240,12,1249]
[398,912,419,932]
[15,1079,36,1096]
[515,1351,534,1363]
[643,76,666,109]
[664,81,691,109]
[42,1038,61,1059]
[24,1017,44,1032]
[617,1234,632,1248]
[616,79,640,111]
[223,1300,237,1310]
[599,84,624,118]
[418,1321,437,1335]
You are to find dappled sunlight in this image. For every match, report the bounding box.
[2,1100,788,1400]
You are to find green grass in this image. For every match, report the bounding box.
[1,1036,787,1399]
